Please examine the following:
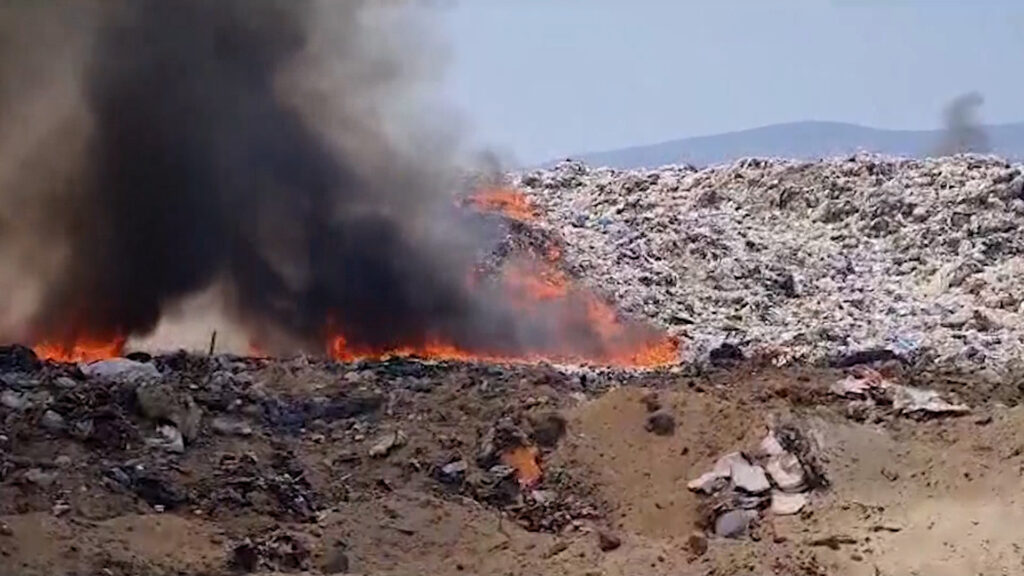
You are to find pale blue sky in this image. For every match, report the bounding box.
[439,1,1024,164]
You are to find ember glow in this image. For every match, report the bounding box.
[34,336,126,363]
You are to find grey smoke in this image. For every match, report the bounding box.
[936,91,990,156]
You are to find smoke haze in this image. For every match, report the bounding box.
[0,0,521,354]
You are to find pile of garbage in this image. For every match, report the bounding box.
[688,425,826,540]
[517,155,1024,373]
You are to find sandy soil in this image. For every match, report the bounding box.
[0,356,1019,576]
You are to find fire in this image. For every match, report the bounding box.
[501,445,542,489]
[34,336,126,363]
[466,188,537,222]
[324,187,680,367]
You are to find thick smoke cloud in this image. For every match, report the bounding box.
[0,0,537,354]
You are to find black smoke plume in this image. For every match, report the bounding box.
[0,0,505,353]
[0,0,647,360]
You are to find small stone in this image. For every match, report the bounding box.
[81,358,160,381]
[54,377,78,389]
[765,452,806,492]
[758,431,785,457]
[53,455,73,469]
[597,529,621,552]
[640,391,662,413]
[0,390,27,410]
[0,521,12,536]
[323,547,350,574]
[687,531,708,556]
[369,430,407,458]
[438,460,468,484]
[770,491,808,515]
[714,510,757,539]
[210,416,253,436]
[146,425,185,454]
[529,411,567,448]
[23,468,58,487]
[644,411,676,436]
[687,472,728,494]
[40,410,66,432]
[730,457,771,494]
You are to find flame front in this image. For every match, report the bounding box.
[326,188,680,368]
[34,336,126,363]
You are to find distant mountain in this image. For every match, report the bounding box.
[561,120,1024,169]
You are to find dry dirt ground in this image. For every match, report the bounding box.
[1,351,1022,576]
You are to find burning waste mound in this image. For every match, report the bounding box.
[0,1,677,368]
[518,156,1024,373]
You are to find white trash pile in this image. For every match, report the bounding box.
[687,428,818,539]
[517,155,1024,372]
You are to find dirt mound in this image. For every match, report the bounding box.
[1,353,1021,575]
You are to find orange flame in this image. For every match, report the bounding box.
[34,336,126,363]
[501,445,542,489]
[324,188,680,368]
[466,188,537,222]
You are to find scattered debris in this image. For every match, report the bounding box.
[529,411,567,447]
[640,391,661,412]
[770,491,808,515]
[39,410,66,433]
[210,416,253,437]
[729,456,770,494]
[231,531,312,573]
[322,543,350,575]
[597,529,621,552]
[715,510,757,539]
[81,358,160,382]
[765,452,807,493]
[892,386,970,416]
[808,534,859,550]
[687,531,708,556]
[146,424,185,454]
[368,430,408,458]
[644,411,676,436]
[1,390,27,410]
[436,459,468,485]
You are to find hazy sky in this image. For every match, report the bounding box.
[439,1,1024,164]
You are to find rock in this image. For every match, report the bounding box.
[0,345,40,372]
[147,424,185,454]
[529,411,567,447]
[54,376,78,389]
[644,411,676,436]
[765,452,806,492]
[437,459,468,484]
[708,342,744,366]
[597,529,621,552]
[758,431,786,457]
[892,385,970,416]
[0,521,12,536]
[770,491,808,515]
[323,546,350,574]
[210,416,253,437]
[1,390,27,410]
[54,455,73,469]
[368,430,407,458]
[40,410,66,432]
[687,531,708,556]
[23,468,57,487]
[640,391,661,412]
[714,510,757,539]
[81,358,160,381]
[729,457,771,494]
[687,472,728,495]
[135,383,203,441]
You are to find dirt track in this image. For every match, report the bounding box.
[1,352,1019,576]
